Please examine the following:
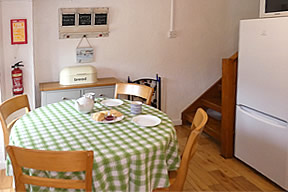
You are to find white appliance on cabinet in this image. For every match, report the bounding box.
[235,17,288,190]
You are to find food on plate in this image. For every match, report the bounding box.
[92,111,106,121]
[105,115,116,121]
[92,109,123,122]
[109,109,123,117]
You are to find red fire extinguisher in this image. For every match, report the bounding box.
[11,61,24,95]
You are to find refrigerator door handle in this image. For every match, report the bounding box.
[237,104,288,129]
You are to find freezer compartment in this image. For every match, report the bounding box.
[235,104,288,190]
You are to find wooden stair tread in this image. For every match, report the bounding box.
[183,110,221,124]
[204,118,221,142]
[182,111,221,142]
[183,96,222,139]
[201,97,222,112]
[217,83,222,91]
[182,112,195,123]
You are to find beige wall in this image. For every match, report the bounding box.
[33,0,259,124]
[0,1,3,102]
[0,0,35,168]
[0,0,3,170]
[0,0,35,107]
[0,0,260,124]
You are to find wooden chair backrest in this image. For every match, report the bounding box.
[0,94,31,147]
[191,108,208,132]
[6,146,94,191]
[170,108,208,191]
[114,83,154,105]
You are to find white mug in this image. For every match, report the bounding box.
[130,101,142,114]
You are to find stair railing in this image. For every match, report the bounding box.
[221,52,238,158]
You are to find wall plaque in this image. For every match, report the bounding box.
[79,14,91,25]
[59,7,109,39]
[11,19,28,45]
[62,14,75,26]
[95,14,108,25]
[76,36,94,63]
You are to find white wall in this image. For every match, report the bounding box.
[0,1,3,102]
[33,0,259,124]
[1,0,35,108]
[0,0,35,169]
[0,0,4,170]
[224,0,261,54]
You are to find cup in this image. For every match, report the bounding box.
[130,101,142,114]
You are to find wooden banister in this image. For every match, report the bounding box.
[229,52,238,61]
[221,52,238,158]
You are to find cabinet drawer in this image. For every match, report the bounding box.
[83,86,114,98]
[42,89,81,106]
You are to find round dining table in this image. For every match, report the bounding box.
[7,98,180,192]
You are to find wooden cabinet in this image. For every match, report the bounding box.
[42,89,81,106]
[82,86,114,98]
[40,77,119,106]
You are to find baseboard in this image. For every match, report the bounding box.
[172,119,182,126]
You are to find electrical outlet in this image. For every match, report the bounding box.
[168,30,177,38]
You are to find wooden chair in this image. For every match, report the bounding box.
[114,83,154,105]
[128,74,161,109]
[0,94,31,149]
[191,108,208,132]
[6,146,94,191]
[154,108,208,191]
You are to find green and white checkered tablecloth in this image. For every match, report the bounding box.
[7,98,180,192]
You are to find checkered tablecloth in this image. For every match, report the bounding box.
[7,98,180,192]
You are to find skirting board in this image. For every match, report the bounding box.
[172,119,182,126]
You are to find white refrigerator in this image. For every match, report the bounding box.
[235,17,288,190]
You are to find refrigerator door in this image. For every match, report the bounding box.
[237,17,288,121]
[235,105,288,190]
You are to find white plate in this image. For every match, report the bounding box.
[132,115,161,127]
[101,99,123,107]
[93,115,125,124]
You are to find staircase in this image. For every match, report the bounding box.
[182,52,238,158]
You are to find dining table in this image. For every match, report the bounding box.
[6,97,180,192]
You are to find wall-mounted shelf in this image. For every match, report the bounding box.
[59,7,109,39]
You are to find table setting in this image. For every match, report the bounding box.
[7,96,180,192]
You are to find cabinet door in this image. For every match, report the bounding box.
[83,86,114,98]
[41,89,81,106]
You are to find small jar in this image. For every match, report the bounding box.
[130,101,142,114]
